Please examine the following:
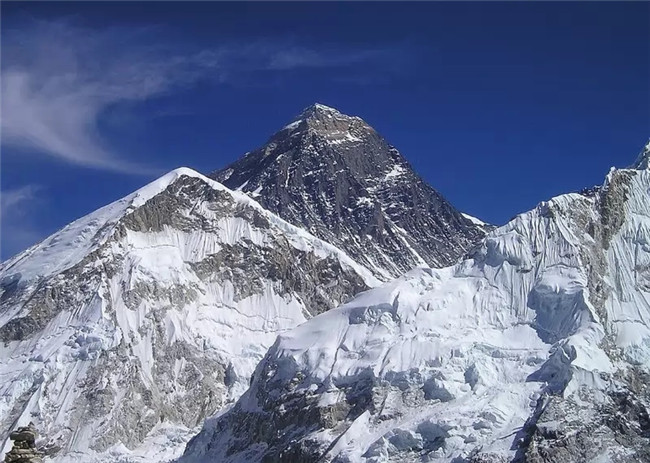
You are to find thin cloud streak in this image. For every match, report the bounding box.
[1,185,40,212]
[1,18,406,174]
[0,185,44,259]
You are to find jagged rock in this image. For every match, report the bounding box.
[211,103,487,279]
[4,423,42,463]
[8,429,36,447]
[523,369,650,463]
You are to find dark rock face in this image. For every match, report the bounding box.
[4,423,42,463]
[211,104,486,279]
[189,240,367,317]
[523,369,650,463]
[182,353,366,463]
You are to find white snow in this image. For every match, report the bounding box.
[383,164,406,181]
[281,120,302,132]
[461,212,489,227]
[355,196,373,207]
[0,168,198,284]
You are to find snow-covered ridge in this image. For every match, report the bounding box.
[279,103,367,144]
[1,168,194,283]
[1,167,378,288]
[0,166,381,462]
[182,157,650,463]
[461,212,489,227]
[295,102,357,121]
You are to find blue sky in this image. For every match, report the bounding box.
[1,2,648,260]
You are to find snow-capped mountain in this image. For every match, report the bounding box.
[182,143,650,463]
[211,104,486,280]
[0,168,379,462]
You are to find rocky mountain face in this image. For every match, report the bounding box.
[4,423,43,463]
[0,169,379,462]
[211,104,486,280]
[181,144,650,463]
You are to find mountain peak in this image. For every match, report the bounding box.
[282,103,360,132]
[631,139,650,170]
[210,105,486,279]
[274,103,368,144]
[186,145,650,463]
[298,102,345,118]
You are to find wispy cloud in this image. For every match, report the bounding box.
[0,19,216,174]
[1,18,405,174]
[0,185,44,259]
[1,185,40,211]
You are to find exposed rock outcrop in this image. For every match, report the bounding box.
[4,424,42,463]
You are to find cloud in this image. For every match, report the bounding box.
[1,18,406,174]
[1,185,44,259]
[1,185,40,211]
[267,47,390,70]
[1,20,200,174]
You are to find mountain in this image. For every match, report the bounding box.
[181,143,650,463]
[210,104,487,280]
[0,168,379,462]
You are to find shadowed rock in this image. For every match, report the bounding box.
[4,423,42,463]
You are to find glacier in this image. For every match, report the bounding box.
[181,146,650,462]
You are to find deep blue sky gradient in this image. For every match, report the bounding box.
[2,2,649,259]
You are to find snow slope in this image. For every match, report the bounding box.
[0,168,379,462]
[182,146,650,462]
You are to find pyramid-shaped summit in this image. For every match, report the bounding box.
[279,103,370,141]
[295,102,344,118]
[211,104,486,279]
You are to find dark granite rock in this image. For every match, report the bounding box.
[211,104,487,279]
[4,423,42,463]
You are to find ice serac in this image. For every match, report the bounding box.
[0,168,379,462]
[210,103,486,279]
[183,143,650,463]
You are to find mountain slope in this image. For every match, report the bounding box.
[0,168,379,462]
[211,104,486,279]
[182,144,650,463]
